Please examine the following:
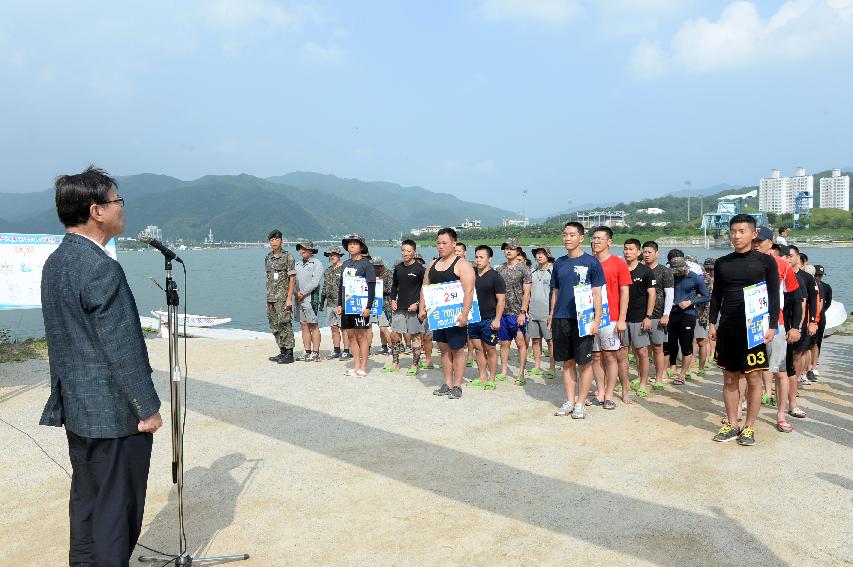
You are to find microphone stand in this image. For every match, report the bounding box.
[139,258,249,566]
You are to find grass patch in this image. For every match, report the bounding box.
[0,329,48,363]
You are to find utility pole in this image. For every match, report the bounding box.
[685,180,692,222]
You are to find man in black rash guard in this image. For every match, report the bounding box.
[785,245,817,418]
[709,215,779,446]
[389,239,426,374]
[336,233,376,378]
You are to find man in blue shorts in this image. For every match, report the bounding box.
[496,237,532,384]
[548,222,606,420]
[467,245,506,389]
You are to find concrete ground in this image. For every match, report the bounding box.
[1,335,851,566]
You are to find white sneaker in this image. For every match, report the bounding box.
[571,403,586,419]
[554,401,573,417]
[344,369,356,377]
[355,370,367,378]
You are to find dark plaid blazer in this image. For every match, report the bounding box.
[40,233,160,438]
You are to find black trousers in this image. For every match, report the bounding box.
[668,311,696,366]
[66,430,153,567]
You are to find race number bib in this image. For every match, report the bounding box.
[423,281,481,331]
[744,281,769,349]
[573,283,610,336]
[343,275,383,315]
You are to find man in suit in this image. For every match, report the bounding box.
[40,165,162,566]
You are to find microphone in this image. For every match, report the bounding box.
[138,232,183,264]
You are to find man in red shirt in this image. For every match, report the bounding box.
[755,229,801,432]
[589,226,632,408]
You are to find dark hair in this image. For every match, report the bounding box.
[401,239,416,249]
[437,227,458,242]
[789,244,800,255]
[667,248,684,261]
[642,240,659,251]
[54,165,118,227]
[729,213,756,229]
[592,225,613,239]
[564,221,585,235]
[475,244,493,258]
[779,226,788,234]
[519,250,528,259]
[624,238,642,249]
[456,242,467,251]
[800,253,808,263]
[771,243,781,252]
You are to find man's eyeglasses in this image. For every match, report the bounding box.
[99,197,125,207]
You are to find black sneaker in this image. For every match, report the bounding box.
[277,349,294,364]
[806,370,816,382]
[326,351,342,360]
[712,423,740,442]
[448,386,462,399]
[736,426,755,446]
[269,353,283,362]
[433,384,451,396]
[339,351,353,361]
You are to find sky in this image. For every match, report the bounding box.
[1,0,851,216]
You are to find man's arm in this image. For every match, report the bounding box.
[519,282,531,324]
[457,260,476,325]
[617,285,629,331]
[418,261,434,319]
[83,261,161,423]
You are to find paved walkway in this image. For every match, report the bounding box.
[1,336,851,566]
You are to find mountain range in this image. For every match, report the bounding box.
[0,173,518,241]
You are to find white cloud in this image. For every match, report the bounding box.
[628,39,668,79]
[475,159,497,173]
[480,0,581,25]
[299,41,345,64]
[629,0,853,78]
[205,0,317,29]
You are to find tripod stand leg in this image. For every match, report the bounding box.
[139,552,250,565]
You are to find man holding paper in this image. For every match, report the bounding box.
[709,214,779,446]
[548,221,606,420]
[420,227,476,400]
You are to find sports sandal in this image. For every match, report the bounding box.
[636,387,649,398]
[526,368,544,376]
[483,381,496,390]
[545,370,556,379]
[788,408,807,419]
[776,420,793,433]
[603,400,616,410]
[495,373,507,382]
[383,366,399,373]
[653,381,665,390]
[630,378,641,390]
[514,376,527,385]
[466,360,474,367]
[419,362,436,369]
[673,377,686,385]
[406,367,418,376]
[469,379,485,387]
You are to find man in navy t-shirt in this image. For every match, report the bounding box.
[548,221,606,420]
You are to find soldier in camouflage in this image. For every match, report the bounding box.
[321,245,351,360]
[265,229,296,364]
[370,256,394,355]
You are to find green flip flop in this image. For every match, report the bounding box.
[419,362,436,369]
[630,378,641,390]
[469,379,485,387]
[653,381,665,390]
[495,373,507,382]
[514,376,527,385]
[545,370,556,379]
[406,367,418,376]
[383,366,399,373]
[636,387,649,398]
[483,381,496,390]
[466,360,474,368]
[526,368,544,376]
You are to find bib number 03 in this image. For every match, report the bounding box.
[744,348,767,372]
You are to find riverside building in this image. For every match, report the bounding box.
[759,168,814,215]
[819,169,850,211]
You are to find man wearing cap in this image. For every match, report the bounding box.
[527,244,555,379]
[370,256,394,357]
[321,245,351,360]
[668,256,710,385]
[495,237,532,384]
[266,229,296,364]
[337,234,376,378]
[686,254,713,376]
[294,240,324,361]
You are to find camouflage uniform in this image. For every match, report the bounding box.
[321,263,344,311]
[266,250,296,349]
[686,255,712,327]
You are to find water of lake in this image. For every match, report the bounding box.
[3,245,852,339]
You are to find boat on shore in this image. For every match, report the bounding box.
[823,302,847,336]
[150,310,232,328]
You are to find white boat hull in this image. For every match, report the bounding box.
[823,302,846,336]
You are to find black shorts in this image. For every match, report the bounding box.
[714,320,768,374]
[791,321,812,353]
[552,318,593,365]
[815,319,826,351]
[341,314,370,329]
[433,325,468,350]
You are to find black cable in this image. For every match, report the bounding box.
[181,263,188,553]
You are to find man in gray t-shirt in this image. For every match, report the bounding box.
[295,240,324,361]
[642,241,674,393]
[527,245,556,378]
